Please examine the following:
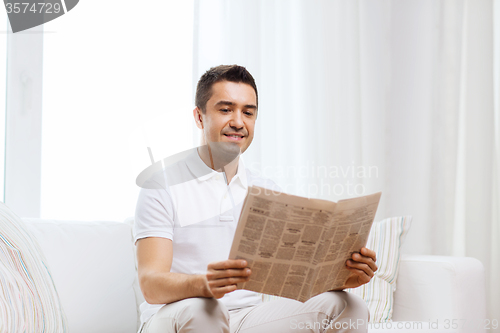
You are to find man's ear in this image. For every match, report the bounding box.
[193,107,204,129]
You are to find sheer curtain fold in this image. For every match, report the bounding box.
[194,0,499,322]
[491,0,500,327]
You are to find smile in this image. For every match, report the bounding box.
[224,134,244,141]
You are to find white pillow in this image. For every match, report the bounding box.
[346,216,412,322]
[0,202,67,332]
[23,218,140,333]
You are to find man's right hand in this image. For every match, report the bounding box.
[203,259,251,299]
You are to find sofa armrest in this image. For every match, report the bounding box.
[392,255,486,332]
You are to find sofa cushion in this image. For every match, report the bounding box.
[23,218,139,333]
[347,216,412,322]
[0,202,67,332]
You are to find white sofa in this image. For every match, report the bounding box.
[22,218,487,333]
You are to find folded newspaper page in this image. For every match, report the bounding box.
[228,186,382,302]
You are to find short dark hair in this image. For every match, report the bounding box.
[195,65,258,113]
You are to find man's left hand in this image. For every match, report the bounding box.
[342,247,378,289]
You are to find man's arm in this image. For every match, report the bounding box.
[136,237,251,304]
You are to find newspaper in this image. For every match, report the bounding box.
[228,186,382,302]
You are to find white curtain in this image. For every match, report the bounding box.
[194,0,500,323]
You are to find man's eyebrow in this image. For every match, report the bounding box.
[214,100,257,109]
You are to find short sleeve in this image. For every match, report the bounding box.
[133,187,175,244]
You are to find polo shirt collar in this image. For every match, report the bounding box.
[185,148,247,188]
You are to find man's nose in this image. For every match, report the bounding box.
[229,110,244,129]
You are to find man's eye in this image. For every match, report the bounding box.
[220,109,230,113]
[244,111,254,116]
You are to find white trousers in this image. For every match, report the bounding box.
[140,291,369,333]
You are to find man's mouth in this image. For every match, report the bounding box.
[224,133,245,140]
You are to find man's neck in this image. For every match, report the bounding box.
[197,147,239,185]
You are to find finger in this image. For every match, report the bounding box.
[360,247,377,262]
[208,259,248,270]
[346,260,375,278]
[351,252,378,272]
[207,267,251,281]
[211,284,239,298]
[208,276,250,288]
[346,266,372,285]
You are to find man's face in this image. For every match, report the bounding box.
[194,80,257,154]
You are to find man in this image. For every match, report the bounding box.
[134,65,377,333]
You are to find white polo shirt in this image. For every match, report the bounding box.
[133,148,280,325]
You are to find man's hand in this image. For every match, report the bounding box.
[342,247,378,289]
[203,259,251,299]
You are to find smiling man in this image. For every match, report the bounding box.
[133,65,376,333]
[194,76,257,185]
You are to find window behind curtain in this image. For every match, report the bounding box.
[41,1,194,221]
